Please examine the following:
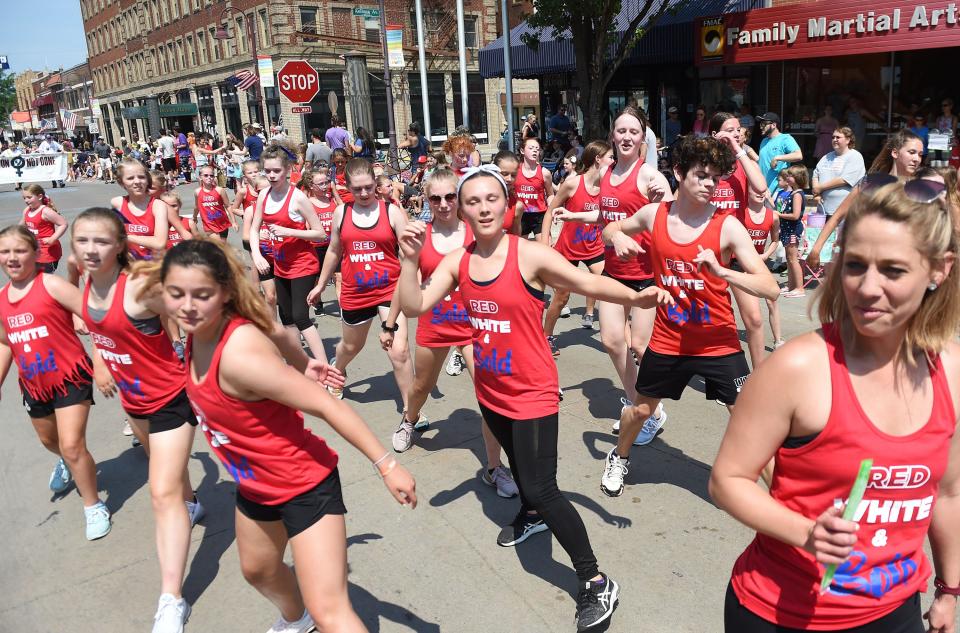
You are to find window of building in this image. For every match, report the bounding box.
[259,9,270,46]
[300,6,319,40]
[210,28,221,61]
[235,17,246,53]
[303,73,346,135]
[463,15,478,49]
[265,86,281,128]
[364,17,380,43]
[181,0,189,16]
[186,35,195,65]
[408,73,448,136]
[219,82,242,138]
[452,73,488,137]
[331,7,353,38]
[197,31,207,64]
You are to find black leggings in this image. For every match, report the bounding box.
[275,273,318,330]
[479,403,599,582]
[724,583,924,633]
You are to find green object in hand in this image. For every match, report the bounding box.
[820,458,873,594]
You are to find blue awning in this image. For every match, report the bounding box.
[479,0,763,78]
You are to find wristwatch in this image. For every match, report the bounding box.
[934,577,960,597]
[381,321,399,333]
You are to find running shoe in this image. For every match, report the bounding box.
[132,435,142,448]
[327,359,345,399]
[413,413,430,432]
[481,465,519,498]
[445,350,465,376]
[84,501,111,540]
[581,313,595,329]
[496,510,548,547]
[600,449,629,497]
[172,340,185,362]
[547,335,560,357]
[392,417,415,453]
[612,397,632,433]
[632,403,667,446]
[186,494,206,527]
[775,338,786,349]
[575,573,620,631]
[152,593,191,633]
[49,457,72,493]
[122,420,133,436]
[266,610,315,633]
[560,306,571,318]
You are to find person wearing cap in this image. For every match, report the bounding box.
[665,107,681,146]
[757,112,802,193]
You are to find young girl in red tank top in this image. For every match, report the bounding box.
[158,238,415,633]
[398,165,673,631]
[19,184,66,274]
[233,160,278,315]
[149,171,191,250]
[330,148,353,206]
[515,137,554,238]
[111,158,169,261]
[193,164,236,241]
[0,225,110,541]
[712,182,960,633]
[307,158,414,406]
[71,208,202,630]
[298,167,343,305]
[492,151,524,236]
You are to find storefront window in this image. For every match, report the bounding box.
[408,73,447,137]
[452,73,488,139]
[197,86,216,137]
[303,74,346,137]
[219,83,242,138]
[265,87,281,129]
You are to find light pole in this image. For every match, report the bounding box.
[214,7,267,131]
[378,0,399,171]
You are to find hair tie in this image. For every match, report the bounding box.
[278,145,296,162]
[456,164,509,199]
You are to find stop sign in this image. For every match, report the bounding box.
[277,60,319,104]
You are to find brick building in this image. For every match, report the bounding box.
[82,0,509,151]
[15,70,41,113]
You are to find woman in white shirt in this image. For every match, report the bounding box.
[811,126,865,217]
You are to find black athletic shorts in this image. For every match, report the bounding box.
[636,348,750,405]
[520,211,546,236]
[569,254,605,268]
[601,271,655,292]
[127,389,198,434]
[341,302,391,326]
[215,228,230,240]
[235,468,346,538]
[241,240,276,281]
[162,157,177,173]
[37,261,59,274]
[23,370,94,419]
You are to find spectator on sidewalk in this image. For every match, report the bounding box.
[305,128,332,166]
[757,112,803,193]
[325,115,351,153]
[174,125,193,183]
[38,135,65,188]
[244,123,264,161]
[93,138,114,183]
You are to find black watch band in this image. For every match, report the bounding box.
[381,321,399,333]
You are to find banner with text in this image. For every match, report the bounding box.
[0,153,69,185]
[386,25,405,69]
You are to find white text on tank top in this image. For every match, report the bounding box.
[347,204,388,265]
[600,162,640,223]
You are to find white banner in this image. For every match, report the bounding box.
[0,153,69,185]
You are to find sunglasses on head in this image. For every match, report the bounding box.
[428,193,457,204]
[859,173,946,203]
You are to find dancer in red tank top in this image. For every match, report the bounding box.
[515,137,554,238]
[308,158,414,407]
[711,182,960,632]
[540,141,613,348]
[399,165,673,632]
[330,149,353,205]
[707,112,767,217]
[600,135,780,497]
[19,184,66,273]
[0,225,110,541]
[233,160,277,314]
[298,167,343,309]
[492,151,524,235]
[159,239,414,633]
[192,165,235,240]
[110,159,169,261]
[149,172,191,250]
[71,208,202,630]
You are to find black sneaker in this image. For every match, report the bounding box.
[496,511,548,547]
[575,574,620,631]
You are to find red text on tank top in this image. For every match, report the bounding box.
[711,161,748,214]
[732,324,955,629]
[736,206,774,255]
[515,164,548,213]
[197,187,232,234]
[599,159,653,279]
[312,200,335,247]
[554,177,604,262]
[648,202,741,356]
[416,223,473,348]
[334,171,354,204]
[0,273,92,400]
[22,206,62,264]
[118,197,157,261]
[263,186,319,279]
[186,318,338,505]
[339,202,401,310]
[82,273,185,416]
[457,235,558,418]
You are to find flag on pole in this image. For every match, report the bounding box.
[228,68,259,91]
[60,109,78,132]
[40,118,57,130]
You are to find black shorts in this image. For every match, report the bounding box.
[341,302,390,326]
[23,373,94,419]
[235,468,346,538]
[636,348,750,405]
[568,254,605,268]
[520,211,546,236]
[601,271,655,292]
[214,228,230,239]
[37,261,59,274]
[127,389,198,434]
[162,157,177,172]
[242,244,275,282]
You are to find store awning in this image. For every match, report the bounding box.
[31,94,53,108]
[10,111,31,123]
[479,0,763,78]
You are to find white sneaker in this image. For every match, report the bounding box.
[152,594,191,633]
[560,306,571,317]
[601,449,629,497]
[445,350,465,376]
[186,494,206,527]
[481,465,519,498]
[392,418,415,453]
[612,397,632,433]
[122,420,133,436]
[266,610,314,633]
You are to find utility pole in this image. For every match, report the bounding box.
[500,0,514,148]
[414,0,431,140]
[378,0,399,171]
[456,0,468,128]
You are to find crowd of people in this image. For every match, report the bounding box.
[4,105,960,633]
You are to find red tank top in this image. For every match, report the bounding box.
[263,186,319,279]
[242,184,259,209]
[736,206,775,255]
[732,324,955,629]
[118,197,157,261]
[648,202,741,356]
[0,273,92,401]
[82,272,185,416]
[312,199,335,248]
[339,202,401,310]
[197,187,232,234]
[554,176,604,262]
[416,222,473,348]
[185,318,338,505]
[504,193,518,233]
[515,164,548,213]
[334,171,354,204]
[22,206,62,264]
[599,159,653,280]
[290,164,303,186]
[458,235,558,418]
[711,161,749,214]
[165,209,185,249]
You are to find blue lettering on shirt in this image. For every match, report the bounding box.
[222,454,256,481]
[18,350,58,380]
[430,302,469,325]
[117,377,146,398]
[474,344,512,375]
[828,550,919,599]
[353,271,391,292]
[666,299,711,326]
[572,225,599,245]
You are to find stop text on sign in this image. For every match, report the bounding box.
[277,60,320,103]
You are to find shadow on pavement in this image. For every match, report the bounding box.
[414,407,486,464]
[182,451,237,605]
[562,377,621,420]
[96,445,149,515]
[344,370,404,413]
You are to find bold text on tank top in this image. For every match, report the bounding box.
[5,313,59,377]
[348,240,392,291]
[469,298,514,375]
[89,332,147,398]
[191,399,257,482]
[429,298,469,326]
[200,193,226,221]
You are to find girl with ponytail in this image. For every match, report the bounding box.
[20,183,67,273]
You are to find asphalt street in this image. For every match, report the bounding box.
[0,181,945,632]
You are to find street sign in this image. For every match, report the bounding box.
[277,60,320,104]
[352,7,380,18]
[291,106,312,114]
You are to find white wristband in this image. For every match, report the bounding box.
[734,148,747,159]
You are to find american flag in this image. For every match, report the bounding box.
[40,118,57,130]
[60,109,78,132]
[228,68,259,91]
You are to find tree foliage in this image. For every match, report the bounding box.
[0,71,16,124]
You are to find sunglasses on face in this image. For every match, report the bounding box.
[428,193,457,204]
[859,173,947,203]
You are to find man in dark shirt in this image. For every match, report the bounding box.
[174,125,192,183]
[244,124,264,161]
[548,105,572,150]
